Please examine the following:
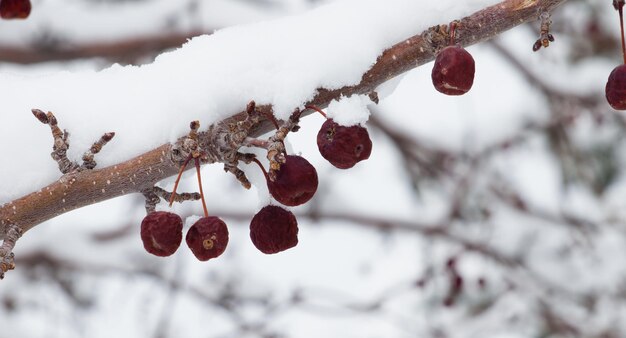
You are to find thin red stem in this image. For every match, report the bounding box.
[251,157,270,181]
[261,110,280,130]
[449,21,458,46]
[617,1,626,64]
[168,155,192,207]
[305,105,327,118]
[194,158,209,218]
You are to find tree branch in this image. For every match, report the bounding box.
[0,30,207,64]
[0,0,569,238]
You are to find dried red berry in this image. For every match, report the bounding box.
[140,211,183,257]
[606,64,626,110]
[431,45,475,95]
[250,205,298,254]
[185,216,229,261]
[267,155,318,206]
[0,0,31,19]
[317,119,372,169]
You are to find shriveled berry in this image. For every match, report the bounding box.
[317,119,372,169]
[186,216,229,261]
[250,205,298,254]
[431,45,475,95]
[606,64,626,110]
[140,211,183,257]
[0,0,31,19]
[268,155,318,207]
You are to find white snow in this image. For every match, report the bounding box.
[325,94,372,126]
[0,0,500,203]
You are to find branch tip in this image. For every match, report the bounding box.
[224,159,252,189]
[102,132,115,142]
[246,100,256,115]
[81,131,117,170]
[31,109,49,124]
[190,120,200,132]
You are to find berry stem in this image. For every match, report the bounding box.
[305,105,327,118]
[194,158,209,218]
[619,1,626,64]
[449,21,458,46]
[168,154,192,207]
[262,110,280,130]
[251,157,270,182]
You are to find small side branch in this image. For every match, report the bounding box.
[532,11,555,51]
[0,223,22,279]
[153,186,201,205]
[81,132,116,170]
[142,186,201,214]
[33,109,116,173]
[224,152,256,189]
[266,110,302,180]
[32,109,78,174]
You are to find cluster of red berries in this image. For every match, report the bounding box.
[140,104,373,260]
[0,0,31,19]
[431,22,475,96]
[141,211,229,260]
[140,153,231,261]
[606,1,626,110]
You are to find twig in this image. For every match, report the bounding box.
[81,132,116,170]
[32,109,117,173]
[153,186,201,205]
[141,186,201,214]
[0,223,22,279]
[32,109,77,174]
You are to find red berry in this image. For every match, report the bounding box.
[250,205,298,254]
[185,216,229,261]
[431,45,475,95]
[606,64,626,110]
[0,0,31,19]
[317,119,372,169]
[140,211,183,257]
[267,155,318,206]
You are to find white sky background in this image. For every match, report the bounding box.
[1,0,625,337]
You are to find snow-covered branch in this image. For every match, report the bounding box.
[0,0,567,240]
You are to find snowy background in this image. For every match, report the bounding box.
[0,0,624,337]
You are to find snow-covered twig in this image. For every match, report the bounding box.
[31,109,77,174]
[32,109,116,173]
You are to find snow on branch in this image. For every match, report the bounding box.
[0,0,568,265]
